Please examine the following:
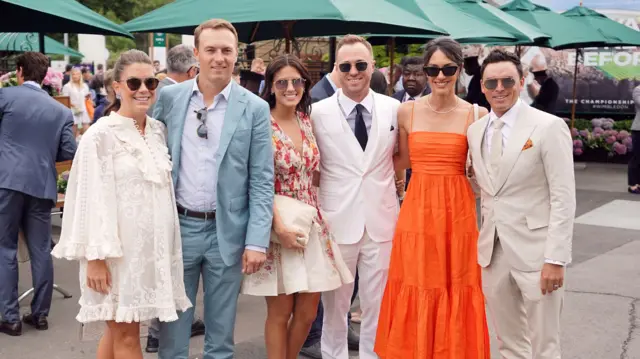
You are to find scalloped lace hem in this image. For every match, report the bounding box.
[52,242,123,261]
[76,297,192,324]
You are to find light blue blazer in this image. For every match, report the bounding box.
[153,79,274,266]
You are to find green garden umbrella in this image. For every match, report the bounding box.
[499,0,617,49]
[0,0,132,37]
[0,32,84,57]
[0,0,132,55]
[123,0,448,48]
[561,6,640,47]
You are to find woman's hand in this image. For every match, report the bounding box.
[87,260,111,294]
[275,226,306,250]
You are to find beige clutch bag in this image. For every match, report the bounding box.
[271,194,317,247]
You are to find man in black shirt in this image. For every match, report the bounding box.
[528,55,560,115]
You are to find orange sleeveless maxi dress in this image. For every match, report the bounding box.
[375,106,490,359]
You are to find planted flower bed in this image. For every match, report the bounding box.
[567,117,633,164]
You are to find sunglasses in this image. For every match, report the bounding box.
[195,107,208,139]
[274,78,306,91]
[338,61,368,73]
[483,77,517,90]
[423,65,458,77]
[124,77,159,91]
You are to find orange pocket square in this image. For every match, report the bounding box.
[522,139,533,151]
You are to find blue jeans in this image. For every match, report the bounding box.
[303,270,359,347]
[158,215,242,359]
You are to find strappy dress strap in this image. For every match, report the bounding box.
[464,103,479,133]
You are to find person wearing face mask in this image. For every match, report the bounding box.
[376,37,491,359]
[241,54,353,359]
[152,19,274,359]
[528,54,559,115]
[311,35,401,359]
[467,49,575,359]
[52,49,192,359]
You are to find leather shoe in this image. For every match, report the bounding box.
[347,324,360,350]
[145,335,159,353]
[190,319,205,337]
[22,314,48,330]
[0,321,22,336]
[299,342,322,359]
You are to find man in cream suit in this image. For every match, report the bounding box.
[467,49,576,359]
[311,35,400,359]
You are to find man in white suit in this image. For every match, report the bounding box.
[467,49,576,359]
[311,35,400,359]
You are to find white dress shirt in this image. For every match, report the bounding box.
[402,92,422,103]
[23,81,41,88]
[483,99,564,267]
[175,78,266,253]
[338,89,373,136]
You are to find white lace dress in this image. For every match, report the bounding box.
[52,112,192,324]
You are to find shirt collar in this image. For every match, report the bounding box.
[23,81,41,88]
[192,76,233,102]
[403,91,422,102]
[165,76,178,84]
[489,98,522,127]
[338,89,373,115]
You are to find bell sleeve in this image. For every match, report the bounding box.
[52,129,122,261]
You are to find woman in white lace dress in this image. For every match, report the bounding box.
[61,67,91,137]
[52,50,191,359]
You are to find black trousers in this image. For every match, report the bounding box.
[0,189,54,323]
[629,131,640,186]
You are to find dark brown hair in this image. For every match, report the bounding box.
[260,54,312,117]
[104,49,153,116]
[481,49,524,79]
[423,37,464,67]
[194,19,238,49]
[16,52,49,83]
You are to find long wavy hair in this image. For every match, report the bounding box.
[260,54,312,118]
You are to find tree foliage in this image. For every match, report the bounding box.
[48,0,175,65]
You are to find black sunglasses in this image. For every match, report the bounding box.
[195,107,208,139]
[274,78,306,91]
[338,61,368,73]
[423,65,458,77]
[483,77,517,90]
[124,77,159,91]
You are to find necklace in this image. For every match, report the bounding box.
[132,118,145,137]
[426,95,460,114]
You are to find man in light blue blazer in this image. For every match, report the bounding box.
[153,19,274,359]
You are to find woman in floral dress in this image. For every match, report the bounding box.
[241,54,352,359]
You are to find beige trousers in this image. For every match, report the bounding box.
[482,240,564,359]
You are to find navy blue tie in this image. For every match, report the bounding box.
[354,104,368,151]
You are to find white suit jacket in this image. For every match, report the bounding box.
[467,103,576,272]
[311,90,400,245]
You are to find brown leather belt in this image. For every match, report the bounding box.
[177,204,216,220]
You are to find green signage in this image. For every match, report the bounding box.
[153,32,165,47]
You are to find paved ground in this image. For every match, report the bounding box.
[1,162,639,359]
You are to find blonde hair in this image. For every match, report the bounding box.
[336,35,373,59]
[194,19,238,48]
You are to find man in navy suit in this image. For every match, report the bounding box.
[0,52,76,336]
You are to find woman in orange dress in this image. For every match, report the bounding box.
[375,37,490,359]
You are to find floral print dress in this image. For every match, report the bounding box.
[241,113,353,296]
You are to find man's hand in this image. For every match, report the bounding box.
[242,249,266,275]
[540,263,564,295]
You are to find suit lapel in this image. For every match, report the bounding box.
[170,81,195,183]
[363,93,383,169]
[216,82,246,172]
[494,106,537,192]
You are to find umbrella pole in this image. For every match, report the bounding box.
[570,48,579,130]
[282,21,295,54]
[388,37,396,96]
[38,33,45,55]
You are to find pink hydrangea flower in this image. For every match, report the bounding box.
[573,147,583,156]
